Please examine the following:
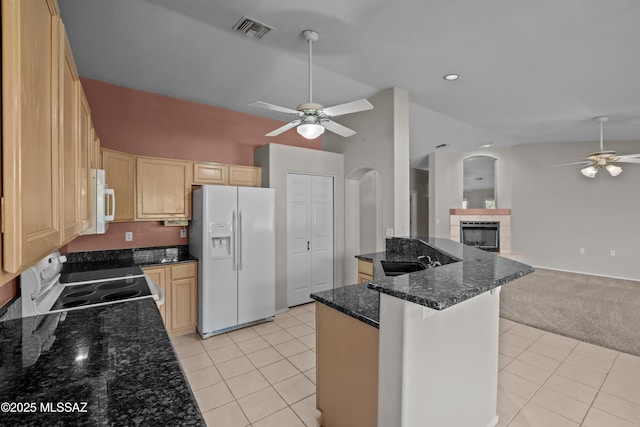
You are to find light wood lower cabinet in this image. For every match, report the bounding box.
[142,266,167,323]
[143,262,197,336]
[357,260,374,283]
[317,303,379,427]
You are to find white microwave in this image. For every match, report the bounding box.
[82,169,115,235]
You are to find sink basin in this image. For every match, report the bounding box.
[381,261,426,277]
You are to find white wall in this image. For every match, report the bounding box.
[254,143,345,311]
[429,146,513,237]
[510,141,640,280]
[323,87,411,283]
[429,140,640,280]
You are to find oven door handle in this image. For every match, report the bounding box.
[148,279,165,307]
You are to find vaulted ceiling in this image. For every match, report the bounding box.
[59,0,640,168]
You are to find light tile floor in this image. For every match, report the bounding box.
[171,303,640,427]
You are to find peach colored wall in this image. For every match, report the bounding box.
[80,78,321,164]
[67,222,186,252]
[67,78,322,253]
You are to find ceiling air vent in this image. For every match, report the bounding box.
[232,16,273,39]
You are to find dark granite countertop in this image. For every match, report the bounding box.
[312,237,533,326]
[310,284,379,328]
[360,237,533,310]
[0,299,204,426]
[61,246,197,283]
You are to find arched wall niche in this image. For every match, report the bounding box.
[463,156,496,208]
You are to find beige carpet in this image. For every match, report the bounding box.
[500,268,640,356]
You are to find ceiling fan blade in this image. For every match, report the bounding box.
[322,119,356,138]
[549,160,592,167]
[248,101,299,115]
[265,119,302,137]
[322,99,373,117]
[615,154,640,163]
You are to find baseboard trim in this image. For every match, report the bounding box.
[530,264,639,282]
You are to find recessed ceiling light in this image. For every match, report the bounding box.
[443,74,461,81]
[480,143,492,148]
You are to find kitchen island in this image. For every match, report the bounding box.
[311,237,533,427]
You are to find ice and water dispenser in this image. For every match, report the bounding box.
[209,222,232,258]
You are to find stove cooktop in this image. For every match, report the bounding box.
[51,277,153,311]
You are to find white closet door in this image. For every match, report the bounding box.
[287,174,313,306]
[311,175,334,293]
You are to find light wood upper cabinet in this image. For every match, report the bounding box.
[78,87,93,233]
[59,23,80,245]
[92,134,101,170]
[193,162,228,185]
[102,149,135,222]
[229,165,262,187]
[136,156,192,219]
[2,0,63,273]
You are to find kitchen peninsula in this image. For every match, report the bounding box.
[311,237,533,427]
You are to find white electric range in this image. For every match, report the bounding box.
[20,251,164,318]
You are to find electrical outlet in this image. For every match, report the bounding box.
[180,229,187,238]
[385,228,394,237]
[610,250,616,257]
[579,248,585,254]
[125,231,133,242]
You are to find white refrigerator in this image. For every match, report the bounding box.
[189,186,275,338]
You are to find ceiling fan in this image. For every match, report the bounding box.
[552,116,640,178]
[248,30,373,140]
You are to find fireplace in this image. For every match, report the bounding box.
[460,221,500,252]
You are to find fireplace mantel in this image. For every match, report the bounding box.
[449,208,511,215]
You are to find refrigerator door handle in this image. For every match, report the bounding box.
[238,211,243,270]
[232,210,237,271]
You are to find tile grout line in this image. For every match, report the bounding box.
[579,351,640,427]
[189,303,318,426]
[501,331,580,426]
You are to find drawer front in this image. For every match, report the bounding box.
[171,262,197,280]
[358,260,374,276]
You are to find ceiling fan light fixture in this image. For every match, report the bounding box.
[297,123,325,139]
[581,165,598,178]
[606,164,622,176]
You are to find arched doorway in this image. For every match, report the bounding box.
[345,168,383,284]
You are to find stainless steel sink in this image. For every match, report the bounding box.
[381,261,426,277]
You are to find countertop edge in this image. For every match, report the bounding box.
[310,293,379,329]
